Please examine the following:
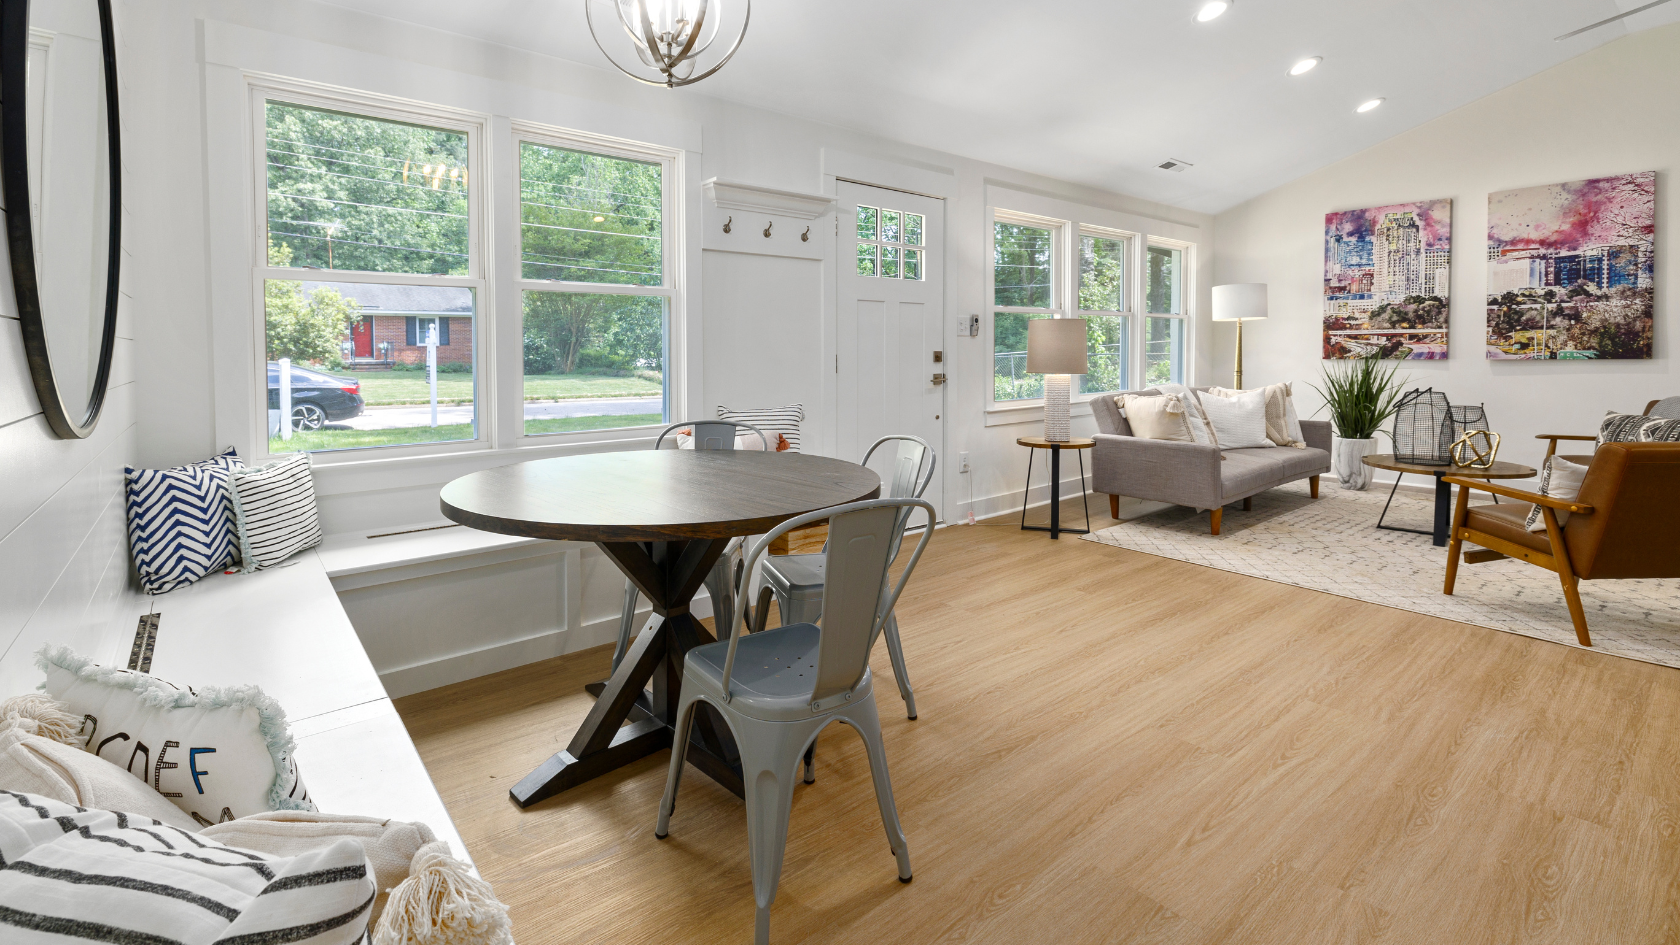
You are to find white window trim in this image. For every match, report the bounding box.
[509,118,685,446]
[1142,235,1196,390]
[1074,224,1137,399]
[989,209,1062,409]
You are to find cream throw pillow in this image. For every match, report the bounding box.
[0,725,204,832]
[1208,384,1303,448]
[1526,456,1589,532]
[1200,388,1272,449]
[1156,383,1220,448]
[1118,393,1195,442]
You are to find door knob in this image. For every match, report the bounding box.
[931,373,947,386]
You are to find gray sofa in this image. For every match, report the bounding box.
[1090,388,1332,534]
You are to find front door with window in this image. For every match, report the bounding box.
[835,181,944,517]
[351,316,373,358]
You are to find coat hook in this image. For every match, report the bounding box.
[763,221,773,238]
[722,216,732,234]
[801,226,810,242]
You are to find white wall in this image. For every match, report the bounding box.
[1213,23,1679,476]
[0,19,145,694]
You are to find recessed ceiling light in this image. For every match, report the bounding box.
[1289,57,1322,76]
[1196,1,1230,23]
[1356,98,1385,113]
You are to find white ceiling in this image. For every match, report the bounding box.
[314,0,1680,214]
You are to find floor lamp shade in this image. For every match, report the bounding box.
[1211,283,1267,389]
[1028,318,1088,442]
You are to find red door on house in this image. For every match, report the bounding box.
[351,316,373,358]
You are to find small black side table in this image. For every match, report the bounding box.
[1017,436,1094,540]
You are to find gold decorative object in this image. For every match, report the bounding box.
[1451,430,1501,469]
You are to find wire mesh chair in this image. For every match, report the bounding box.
[610,420,769,673]
[1392,388,1454,466]
[655,496,936,945]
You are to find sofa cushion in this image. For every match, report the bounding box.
[1219,446,1331,498]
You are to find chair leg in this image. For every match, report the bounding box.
[842,695,912,883]
[802,743,816,784]
[703,553,736,640]
[1560,575,1592,647]
[1309,475,1320,499]
[612,581,639,672]
[752,585,774,634]
[1108,493,1120,519]
[1541,506,1592,647]
[734,718,804,945]
[1210,508,1223,536]
[1443,481,1471,596]
[881,612,917,720]
[655,694,701,839]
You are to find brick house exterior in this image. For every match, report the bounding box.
[304,281,474,367]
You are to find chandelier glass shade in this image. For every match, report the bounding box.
[585,0,751,88]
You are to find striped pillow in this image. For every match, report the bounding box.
[717,404,804,453]
[125,448,244,594]
[230,454,323,572]
[0,791,374,944]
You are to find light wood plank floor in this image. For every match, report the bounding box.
[394,496,1680,944]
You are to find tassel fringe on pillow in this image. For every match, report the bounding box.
[0,693,85,745]
[374,841,512,945]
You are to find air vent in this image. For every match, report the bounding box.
[1157,158,1194,173]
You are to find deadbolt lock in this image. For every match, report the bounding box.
[933,350,943,362]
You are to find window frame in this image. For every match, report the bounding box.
[509,119,683,445]
[249,80,491,465]
[1075,224,1134,397]
[989,209,1064,405]
[1143,235,1195,389]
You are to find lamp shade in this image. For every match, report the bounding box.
[1026,318,1089,375]
[1212,283,1268,321]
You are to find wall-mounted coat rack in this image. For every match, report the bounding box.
[703,178,836,260]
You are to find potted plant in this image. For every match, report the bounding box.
[1310,354,1406,490]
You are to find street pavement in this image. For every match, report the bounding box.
[336,396,662,430]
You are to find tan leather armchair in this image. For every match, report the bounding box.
[1442,442,1680,646]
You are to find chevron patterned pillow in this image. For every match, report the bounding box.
[125,448,244,595]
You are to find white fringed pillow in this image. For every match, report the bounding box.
[38,646,315,827]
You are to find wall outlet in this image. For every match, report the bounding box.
[958,451,970,473]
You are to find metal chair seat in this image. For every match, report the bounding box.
[686,623,873,722]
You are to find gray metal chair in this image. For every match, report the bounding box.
[655,496,936,945]
[611,420,769,672]
[752,435,935,719]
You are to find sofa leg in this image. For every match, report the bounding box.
[1309,475,1320,499]
[1210,508,1222,536]
[1108,493,1119,520]
[1242,497,1253,512]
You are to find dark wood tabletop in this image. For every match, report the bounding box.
[1361,453,1536,479]
[439,449,882,542]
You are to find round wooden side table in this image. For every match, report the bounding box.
[1361,453,1537,547]
[1016,436,1094,539]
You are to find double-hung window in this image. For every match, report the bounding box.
[1078,229,1130,395]
[260,96,483,455]
[1145,240,1188,386]
[991,214,1059,402]
[517,130,674,436]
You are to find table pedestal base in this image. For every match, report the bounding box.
[509,538,745,808]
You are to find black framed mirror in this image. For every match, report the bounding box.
[1,0,121,439]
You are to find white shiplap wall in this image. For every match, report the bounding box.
[0,37,142,695]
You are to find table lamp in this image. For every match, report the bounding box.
[1027,318,1089,442]
[1212,283,1267,389]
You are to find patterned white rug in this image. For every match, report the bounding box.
[1081,479,1680,669]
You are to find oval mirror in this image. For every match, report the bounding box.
[2,0,121,439]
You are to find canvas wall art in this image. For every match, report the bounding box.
[1323,198,1452,359]
[1486,172,1655,360]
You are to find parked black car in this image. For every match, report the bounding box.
[267,362,364,430]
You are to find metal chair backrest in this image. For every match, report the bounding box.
[862,435,936,501]
[1645,397,1680,420]
[725,497,936,711]
[655,419,768,451]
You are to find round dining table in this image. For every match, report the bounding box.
[440,449,881,808]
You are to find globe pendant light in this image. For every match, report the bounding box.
[585,0,751,88]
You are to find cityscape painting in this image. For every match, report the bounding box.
[1323,198,1452,359]
[1486,172,1655,360]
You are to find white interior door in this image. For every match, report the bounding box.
[835,181,945,518]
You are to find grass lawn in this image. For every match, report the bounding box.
[345,370,661,406]
[270,413,663,453]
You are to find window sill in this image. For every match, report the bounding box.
[984,396,1107,428]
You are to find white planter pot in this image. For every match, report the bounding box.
[1334,437,1379,490]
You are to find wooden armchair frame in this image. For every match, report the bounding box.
[1443,477,1596,645]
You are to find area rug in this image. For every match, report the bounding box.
[1081,479,1680,670]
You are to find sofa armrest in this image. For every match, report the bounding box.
[1300,419,1332,455]
[1092,434,1223,508]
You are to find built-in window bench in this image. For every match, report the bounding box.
[124,553,471,865]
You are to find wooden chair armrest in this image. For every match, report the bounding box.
[1534,434,1596,442]
[1442,476,1593,514]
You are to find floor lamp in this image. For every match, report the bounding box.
[1029,318,1088,442]
[1212,283,1267,389]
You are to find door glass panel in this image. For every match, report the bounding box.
[881,210,900,243]
[1080,235,1127,312]
[1145,316,1184,386]
[881,245,900,279]
[520,141,663,285]
[521,291,666,435]
[857,206,878,241]
[903,213,923,246]
[994,222,1053,308]
[856,243,877,277]
[903,248,921,281]
[264,280,475,453]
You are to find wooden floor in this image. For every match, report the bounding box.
[394,496,1680,944]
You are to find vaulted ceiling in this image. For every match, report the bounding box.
[316,0,1680,213]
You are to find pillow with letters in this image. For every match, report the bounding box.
[124,447,244,594]
[0,792,373,945]
[38,645,315,827]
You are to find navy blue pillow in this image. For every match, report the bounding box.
[124,448,244,594]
